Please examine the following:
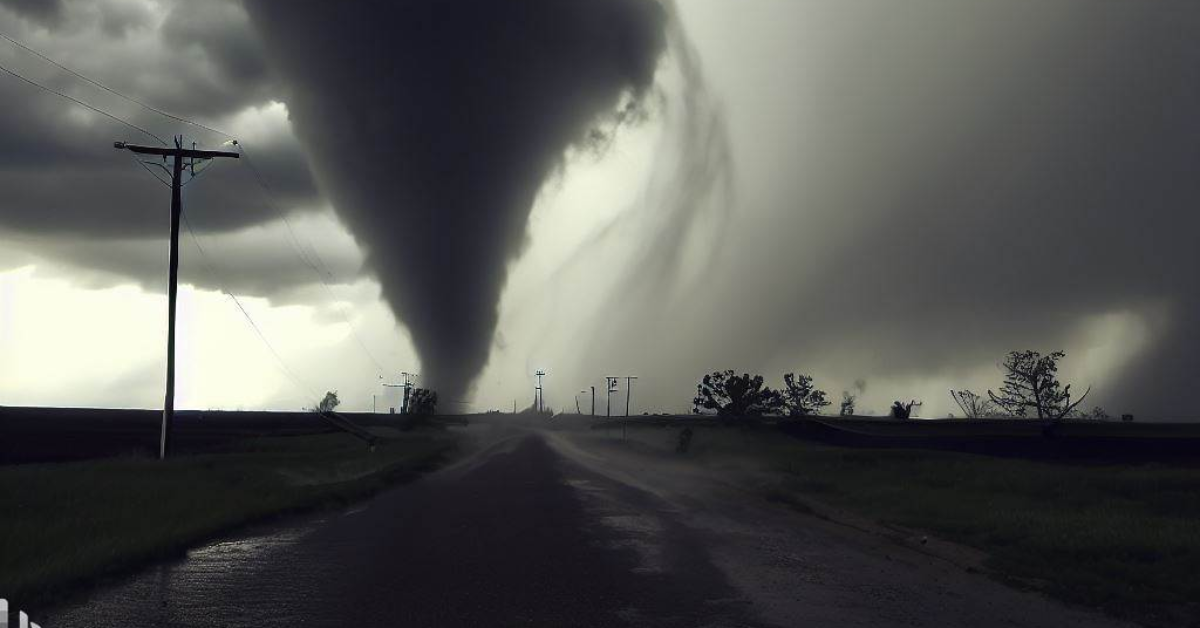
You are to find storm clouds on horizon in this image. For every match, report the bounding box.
[2,0,1199,417]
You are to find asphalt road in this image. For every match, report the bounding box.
[42,426,1130,627]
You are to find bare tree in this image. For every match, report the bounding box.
[781,372,830,417]
[988,350,1091,420]
[949,389,998,418]
[693,371,783,418]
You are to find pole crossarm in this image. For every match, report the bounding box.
[115,141,240,161]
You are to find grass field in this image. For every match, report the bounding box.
[0,429,460,604]
[619,426,1200,627]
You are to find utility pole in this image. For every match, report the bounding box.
[606,376,619,418]
[535,369,546,414]
[114,136,238,460]
[382,372,415,415]
[591,385,596,416]
[401,372,417,414]
[623,376,639,440]
[624,376,639,417]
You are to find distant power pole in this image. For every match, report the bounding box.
[382,372,416,415]
[401,372,417,414]
[535,369,546,413]
[624,376,639,417]
[114,136,238,460]
[591,386,596,416]
[605,377,619,418]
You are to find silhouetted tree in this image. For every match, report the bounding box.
[949,389,998,418]
[988,350,1091,420]
[1070,406,1111,420]
[693,371,783,418]
[314,391,340,414]
[890,399,921,419]
[781,372,830,417]
[408,388,438,415]
[839,391,857,416]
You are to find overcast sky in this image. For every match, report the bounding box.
[1,0,1198,418]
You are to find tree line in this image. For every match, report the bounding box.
[308,388,440,416]
[694,350,1111,421]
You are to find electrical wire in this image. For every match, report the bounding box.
[180,208,319,402]
[180,158,218,187]
[238,145,392,377]
[0,58,167,145]
[0,29,233,140]
[128,155,172,188]
[0,28,396,385]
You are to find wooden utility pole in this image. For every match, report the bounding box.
[605,376,619,418]
[624,376,639,417]
[623,376,639,441]
[535,369,546,413]
[115,137,238,459]
[401,372,417,414]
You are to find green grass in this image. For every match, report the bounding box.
[0,430,459,604]
[625,427,1200,627]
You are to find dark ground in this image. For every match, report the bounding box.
[0,406,430,464]
[8,411,1196,626]
[6,406,1200,466]
[34,424,1134,628]
[39,430,761,628]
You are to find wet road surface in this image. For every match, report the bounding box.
[43,427,1131,627]
[44,430,760,627]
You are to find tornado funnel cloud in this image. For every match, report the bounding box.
[245,0,668,398]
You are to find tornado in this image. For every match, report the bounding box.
[245,0,668,398]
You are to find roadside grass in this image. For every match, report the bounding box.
[0,430,459,604]
[620,426,1200,626]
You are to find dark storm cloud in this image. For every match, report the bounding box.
[0,0,64,26]
[0,0,322,292]
[761,2,1200,416]
[572,1,1200,417]
[3,214,363,303]
[155,1,275,119]
[245,0,668,398]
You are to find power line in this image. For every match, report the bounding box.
[0,58,166,145]
[0,27,393,389]
[237,144,391,376]
[126,139,392,383]
[180,208,318,402]
[127,154,172,188]
[0,29,232,139]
